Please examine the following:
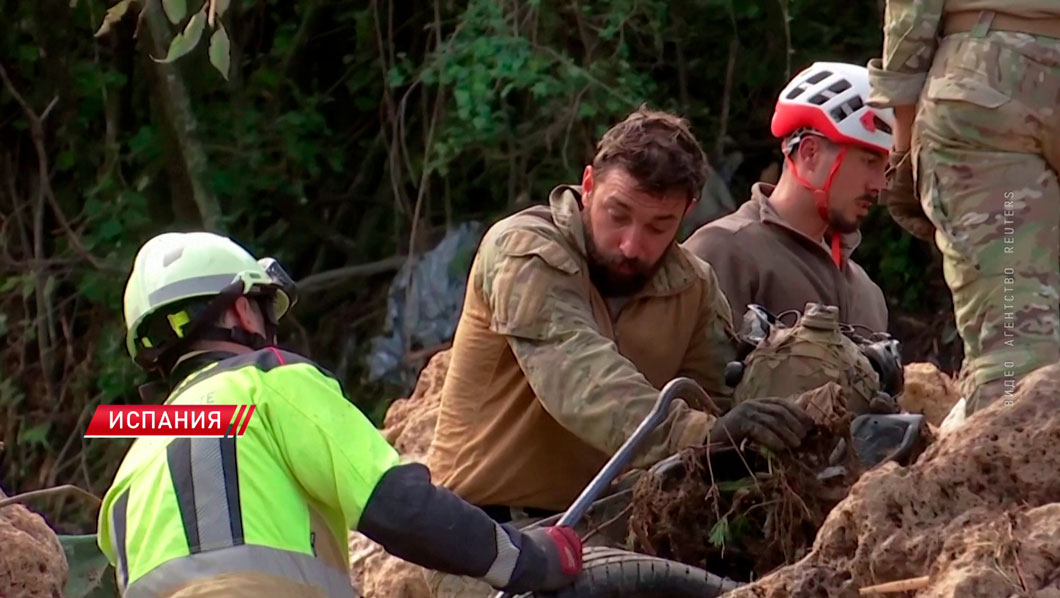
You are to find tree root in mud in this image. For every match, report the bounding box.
[628,382,863,582]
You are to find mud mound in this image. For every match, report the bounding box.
[899,363,959,427]
[348,535,432,598]
[349,350,450,598]
[920,504,1060,598]
[381,349,450,457]
[0,496,68,598]
[725,362,1060,598]
[629,383,862,581]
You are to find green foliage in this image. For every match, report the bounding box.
[100,0,233,80]
[208,24,230,80]
[0,0,935,533]
[709,515,731,548]
[162,0,186,25]
[856,207,938,313]
[154,10,206,64]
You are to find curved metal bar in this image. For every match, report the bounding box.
[557,377,707,528]
[492,377,709,598]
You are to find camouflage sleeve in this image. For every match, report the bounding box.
[477,228,715,466]
[676,260,738,407]
[866,0,945,108]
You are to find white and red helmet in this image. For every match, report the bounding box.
[771,61,894,154]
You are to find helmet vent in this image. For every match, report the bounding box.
[828,79,851,94]
[808,93,830,106]
[830,95,865,122]
[806,70,832,84]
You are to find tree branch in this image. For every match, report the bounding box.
[296,255,406,294]
[142,6,224,231]
[0,62,59,404]
[715,36,738,160]
[0,484,101,511]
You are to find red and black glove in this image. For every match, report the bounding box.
[489,525,583,593]
[535,527,583,587]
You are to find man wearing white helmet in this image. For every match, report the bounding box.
[684,62,891,333]
[96,231,583,598]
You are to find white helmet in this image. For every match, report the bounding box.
[123,232,297,370]
[771,62,894,154]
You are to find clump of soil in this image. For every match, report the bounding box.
[0,492,68,598]
[348,350,450,598]
[628,383,862,581]
[920,504,1060,598]
[380,349,449,458]
[348,535,435,598]
[899,362,959,427]
[724,362,1060,598]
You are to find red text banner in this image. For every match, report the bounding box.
[85,405,256,438]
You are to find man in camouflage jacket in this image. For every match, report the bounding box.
[426,109,814,527]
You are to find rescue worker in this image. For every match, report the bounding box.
[683,62,892,334]
[867,3,1060,414]
[96,231,583,598]
[422,109,814,597]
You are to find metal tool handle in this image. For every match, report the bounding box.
[492,377,709,598]
[558,376,706,528]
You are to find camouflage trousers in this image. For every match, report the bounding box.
[913,30,1060,413]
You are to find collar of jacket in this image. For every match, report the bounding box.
[750,182,863,265]
[547,184,704,298]
[137,350,241,403]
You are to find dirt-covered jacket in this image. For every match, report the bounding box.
[426,185,738,512]
[682,183,888,333]
[867,0,1060,108]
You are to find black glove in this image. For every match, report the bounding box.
[709,397,814,451]
[497,526,583,593]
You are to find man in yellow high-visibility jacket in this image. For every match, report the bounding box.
[97,231,582,598]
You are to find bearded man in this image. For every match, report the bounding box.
[424,109,813,544]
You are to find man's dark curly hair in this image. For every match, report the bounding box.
[591,107,709,202]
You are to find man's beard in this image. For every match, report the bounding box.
[827,195,874,234]
[583,222,664,297]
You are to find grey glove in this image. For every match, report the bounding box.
[709,397,814,451]
[881,149,935,242]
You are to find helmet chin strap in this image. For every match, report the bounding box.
[196,294,280,351]
[136,284,279,377]
[783,146,848,269]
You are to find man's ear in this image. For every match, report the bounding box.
[232,296,262,333]
[582,165,594,195]
[796,136,817,168]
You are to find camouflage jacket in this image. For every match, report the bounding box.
[868,0,1060,108]
[426,185,738,510]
